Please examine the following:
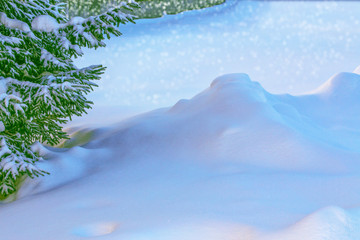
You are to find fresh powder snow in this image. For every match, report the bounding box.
[0,121,4,132]
[0,12,30,32]
[31,15,60,32]
[1,1,360,240]
[1,69,360,240]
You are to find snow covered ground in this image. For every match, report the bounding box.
[1,1,360,240]
[2,69,360,240]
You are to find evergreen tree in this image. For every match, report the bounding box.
[0,0,138,197]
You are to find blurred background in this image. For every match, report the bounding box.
[64,0,360,125]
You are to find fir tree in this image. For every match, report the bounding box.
[0,0,138,197]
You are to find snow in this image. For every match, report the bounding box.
[0,12,30,32]
[0,35,22,45]
[0,121,4,132]
[74,0,360,114]
[0,138,11,159]
[354,65,360,74]
[71,221,118,237]
[40,49,66,68]
[263,206,360,240]
[67,16,86,25]
[31,15,60,32]
[1,70,360,239]
[1,1,360,239]
[0,78,8,95]
[316,72,360,97]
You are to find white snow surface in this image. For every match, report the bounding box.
[0,12,30,32]
[0,121,4,132]
[67,16,86,26]
[1,1,360,239]
[30,15,85,33]
[1,71,360,239]
[31,15,60,32]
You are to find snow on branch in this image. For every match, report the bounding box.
[0,0,139,198]
[56,1,138,49]
[0,137,46,195]
[40,49,69,69]
[0,33,22,45]
[31,14,60,32]
[0,12,30,32]
[0,77,25,116]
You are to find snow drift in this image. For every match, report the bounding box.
[80,72,360,172]
[1,70,360,240]
[263,206,360,240]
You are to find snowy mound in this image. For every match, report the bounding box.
[22,71,360,195]
[3,71,360,240]
[314,72,360,101]
[171,73,268,113]
[300,72,360,131]
[79,72,359,172]
[265,206,360,240]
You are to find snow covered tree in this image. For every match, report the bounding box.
[0,0,138,198]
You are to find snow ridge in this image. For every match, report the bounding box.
[265,206,360,240]
[74,72,360,172]
[314,72,360,101]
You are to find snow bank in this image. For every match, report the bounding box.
[20,142,111,197]
[82,72,359,172]
[1,71,360,240]
[314,72,360,101]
